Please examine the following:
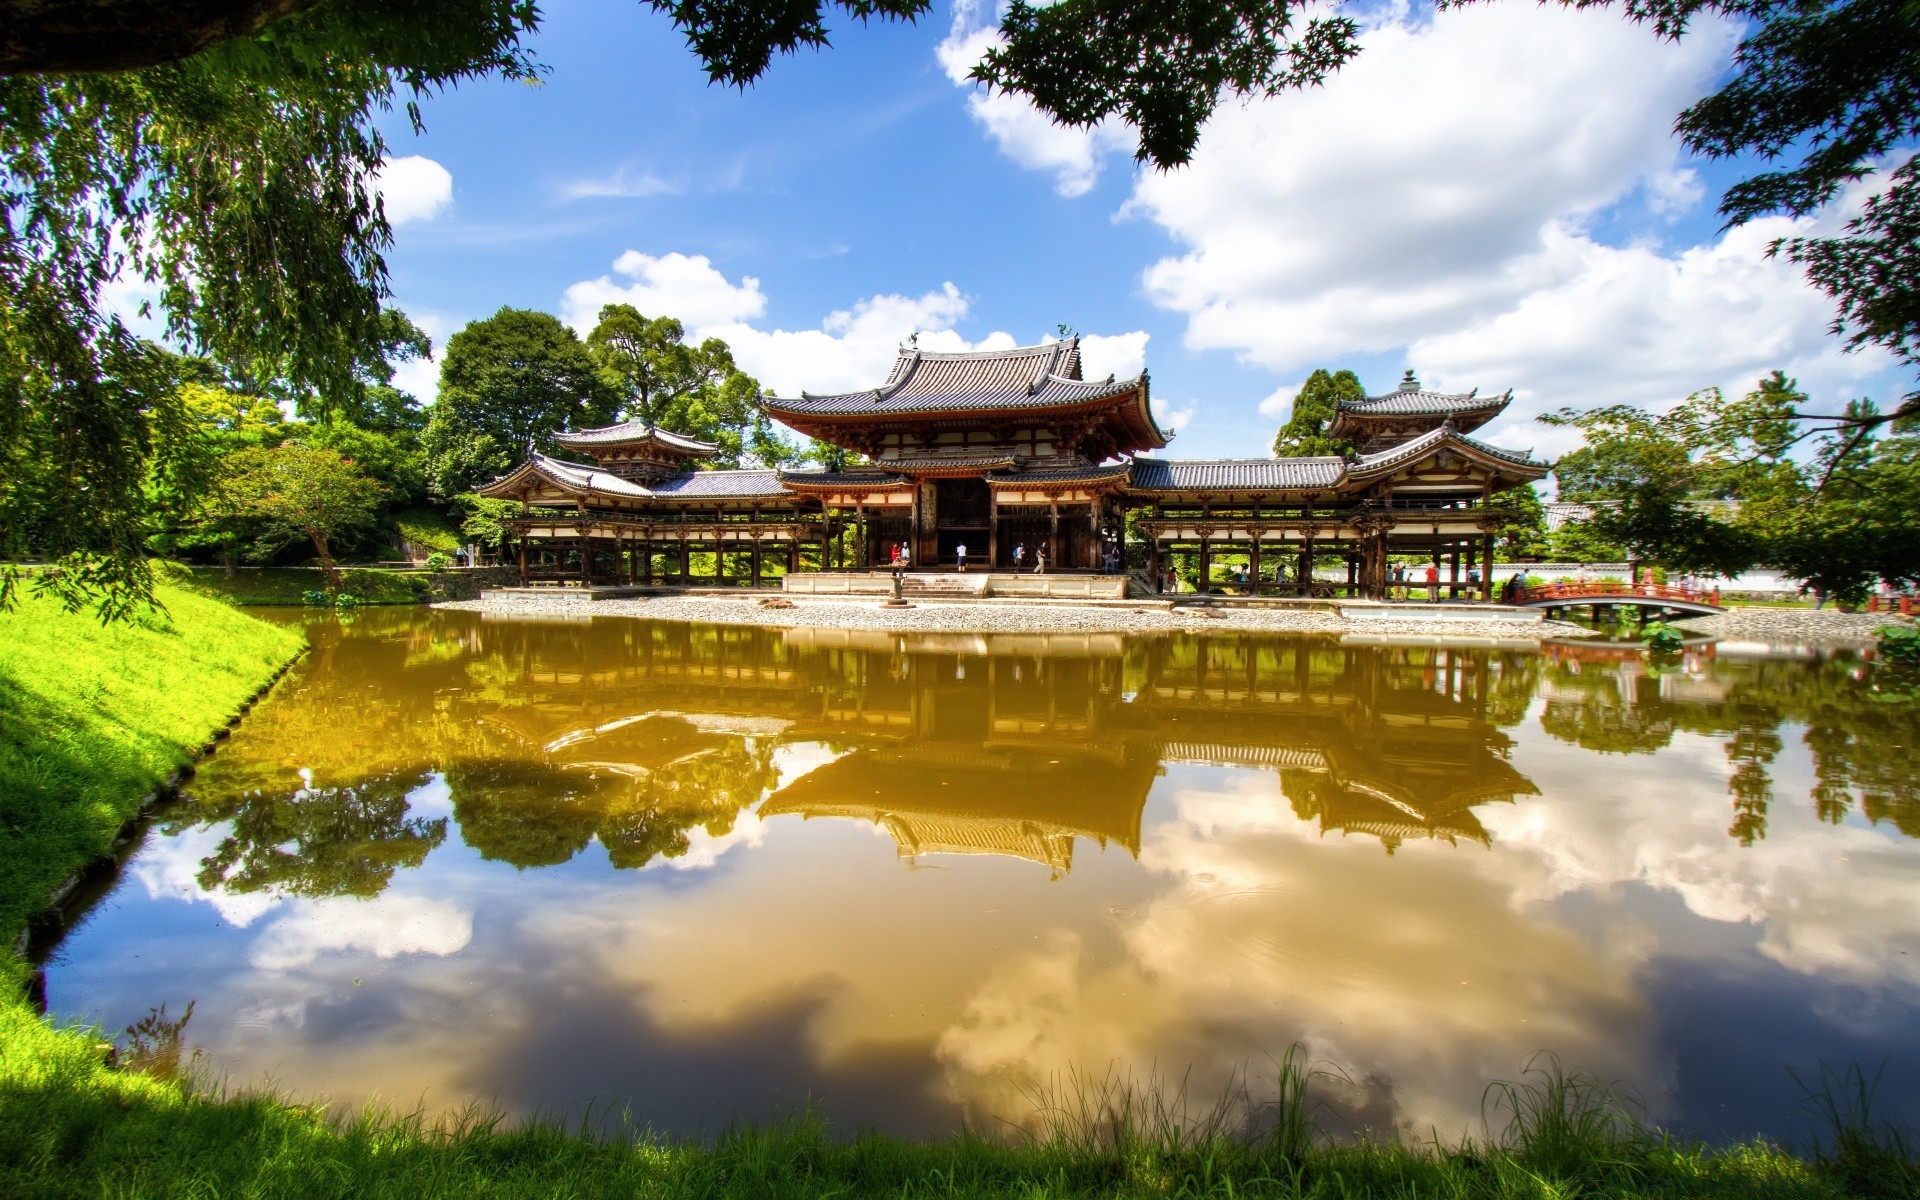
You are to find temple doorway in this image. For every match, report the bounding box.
[934,479,990,568]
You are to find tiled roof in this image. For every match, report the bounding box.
[1338,387,1509,417]
[514,454,655,498]
[763,338,1143,417]
[1128,457,1346,491]
[985,461,1133,485]
[1347,427,1544,479]
[649,469,788,499]
[479,455,786,501]
[776,468,911,488]
[553,420,717,453]
[884,453,1018,474]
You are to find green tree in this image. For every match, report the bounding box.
[1542,400,1760,577]
[1271,368,1362,457]
[587,304,701,429]
[1489,482,1550,560]
[423,308,613,497]
[586,304,790,468]
[221,444,387,588]
[1736,400,1920,604]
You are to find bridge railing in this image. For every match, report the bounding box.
[1511,581,1721,607]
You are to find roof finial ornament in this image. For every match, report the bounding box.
[1400,368,1419,391]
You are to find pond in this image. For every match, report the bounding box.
[39,608,1920,1145]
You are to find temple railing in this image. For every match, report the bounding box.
[1510,581,1721,607]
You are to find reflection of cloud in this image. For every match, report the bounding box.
[642,818,766,872]
[1492,728,1920,990]
[934,771,1657,1135]
[250,893,472,970]
[129,823,279,928]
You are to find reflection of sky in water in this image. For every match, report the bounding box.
[40,611,1920,1144]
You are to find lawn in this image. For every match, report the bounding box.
[0,582,305,942]
[156,561,433,606]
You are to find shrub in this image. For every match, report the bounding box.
[333,593,361,610]
[1642,621,1686,654]
[1649,565,1668,585]
[1876,624,1920,667]
[301,589,331,607]
[424,552,453,570]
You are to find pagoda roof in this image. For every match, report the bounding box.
[1345,426,1547,483]
[1129,457,1346,492]
[775,467,911,491]
[474,453,786,502]
[553,420,718,456]
[1327,375,1510,440]
[761,338,1168,454]
[986,460,1134,487]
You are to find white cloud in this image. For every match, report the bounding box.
[373,156,454,226]
[1090,5,1889,445]
[558,166,679,201]
[562,251,769,331]
[936,0,1133,197]
[250,892,473,971]
[1079,331,1149,381]
[1257,381,1303,421]
[561,252,1150,398]
[1153,399,1197,436]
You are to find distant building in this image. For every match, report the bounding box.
[478,340,1547,597]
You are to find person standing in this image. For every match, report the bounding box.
[900,541,912,568]
[1424,562,1439,601]
[1034,543,1048,574]
[956,542,967,572]
[1012,543,1025,570]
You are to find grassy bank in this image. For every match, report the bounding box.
[156,561,431,606]
[1,1026,1911,1200]
[0,583,306,941]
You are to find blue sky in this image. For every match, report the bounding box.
[370,0,1909,463]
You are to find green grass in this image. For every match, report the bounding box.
[0,589,1911,1197]
[0,1030,1909,1199]
[0,583,305,941]
[393,506,464,555]
[156,561,432,605]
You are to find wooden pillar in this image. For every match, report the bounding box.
[1249,535,1262,598]
[1148,535,1162,592]
[1482,532,1495,602]
[854,503,867,570]
[1048,502,1059,571]
[1298,535,1313,598]
[1198,537,1211,595]
[988,491,1000,571]
[1449,545,1461,601]
[578,522,592,587]
[787,535,799,575]
[680,535,691,587]
[517,536,528,586]
[750,537,762,588]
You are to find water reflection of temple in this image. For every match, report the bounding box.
[196,613,1545,882]
[439,618,1542,870]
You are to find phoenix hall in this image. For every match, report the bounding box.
[478,338,1547,600]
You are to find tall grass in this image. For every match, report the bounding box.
[0,582,305,941]
[2,1012,1879,1200]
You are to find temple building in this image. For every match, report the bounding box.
[477,341,1548,598]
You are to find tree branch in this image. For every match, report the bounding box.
[0,0,323,75]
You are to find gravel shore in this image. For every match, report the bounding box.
[438,592,1597,641]
[1675,607,1906,646]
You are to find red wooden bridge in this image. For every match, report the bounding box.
[1510,580,1725,615]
